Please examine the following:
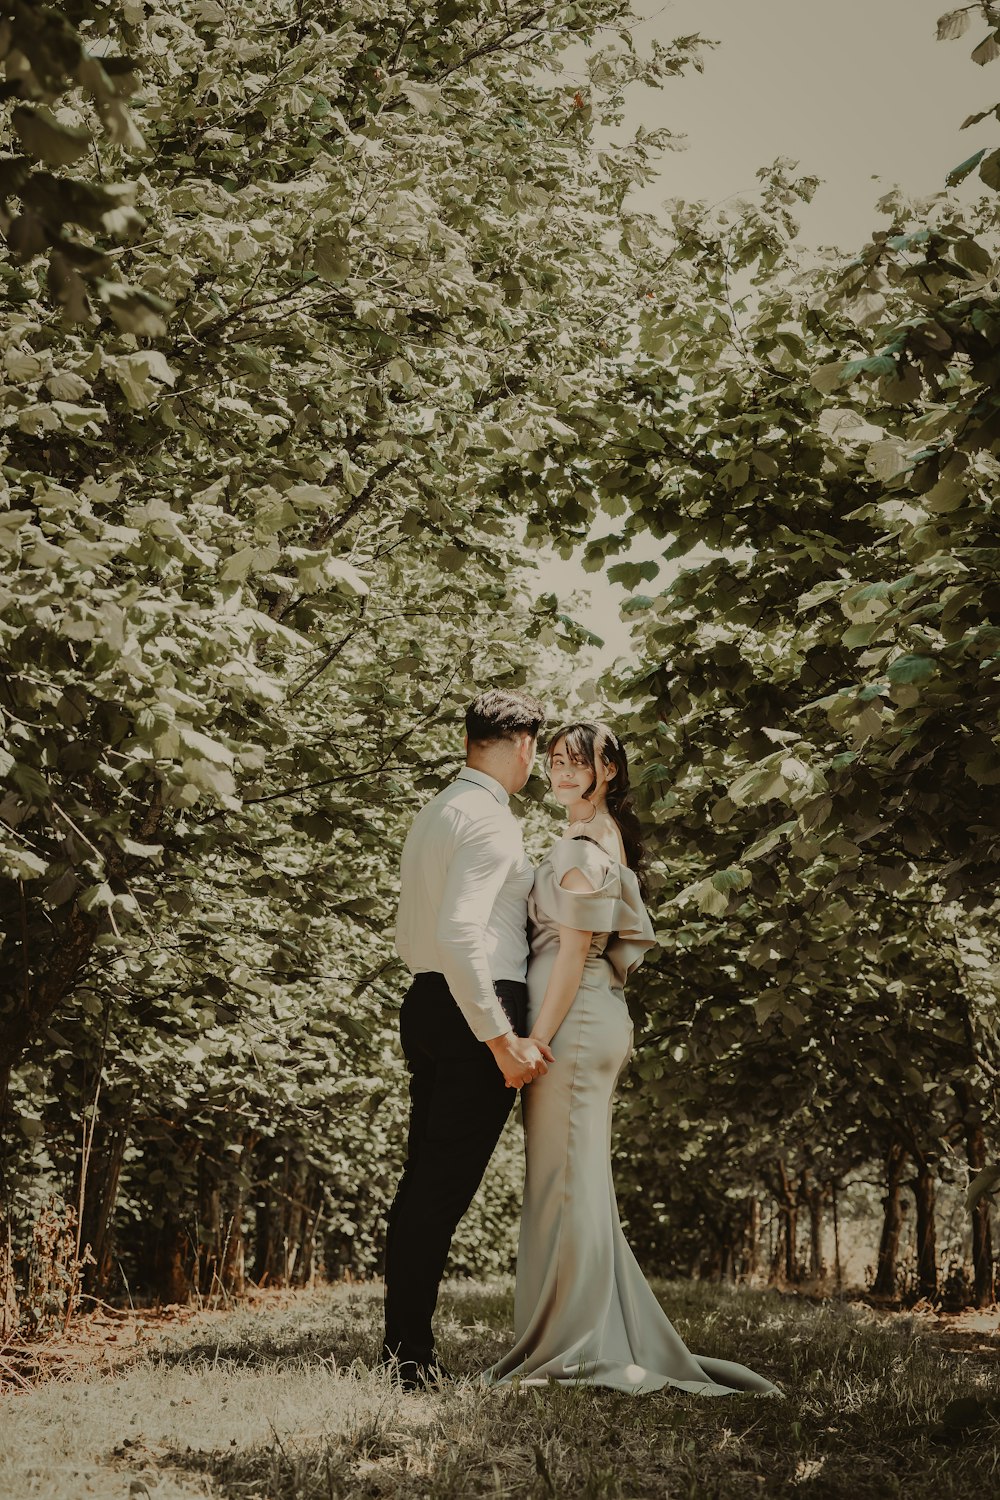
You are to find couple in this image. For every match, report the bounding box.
[382,689,778,1397]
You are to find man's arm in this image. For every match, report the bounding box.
[435,816,522,1042]
[435,817,553,1087]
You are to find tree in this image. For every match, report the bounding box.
[577,16,1000,1305]
[0,0,708,1313]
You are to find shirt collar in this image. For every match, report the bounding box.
[455,766,510,806]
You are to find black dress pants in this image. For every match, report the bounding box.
[382,971,526,1370]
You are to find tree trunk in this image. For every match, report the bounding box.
[768,1207,787,1282]
[283,1157,310,1284]
[805,1184,825,1279]
[831,1180,842,1292]
[873,1141,908,1297]
[149,1213,192,1304]
[745,1195,761,1283]
[253,1183,272,1286]
[253,1151,315,1287]
[196,1140,253,1299]
[292,1175,322,1287]
[772,1159,799,1283]
[219,1137,257,1297]
[221,1209,246,1297]
[912,1159,938,1303]
[0,1218,18,1340]
[196,1158,221,1297]
[251,1143,286,1284]
[79,1114,130,1298]
[966,1120,995,1308]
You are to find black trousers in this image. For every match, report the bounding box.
[382,971,526,1369]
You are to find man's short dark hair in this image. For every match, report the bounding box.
[466,688,546,746]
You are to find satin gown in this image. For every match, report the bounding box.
[485,835,779,1397]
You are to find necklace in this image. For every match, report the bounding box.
[578,802,598,824]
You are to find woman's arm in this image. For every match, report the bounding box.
[528,866,594,1048]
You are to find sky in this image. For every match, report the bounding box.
[532,0,995,665]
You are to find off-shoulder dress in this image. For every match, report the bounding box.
[485,835,779,1396]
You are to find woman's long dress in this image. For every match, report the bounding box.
[486,835,779,1397]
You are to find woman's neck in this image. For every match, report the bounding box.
[566,796,606,825]
[566,805,627,866]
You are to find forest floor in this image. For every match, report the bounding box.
[1,1280,998,1499]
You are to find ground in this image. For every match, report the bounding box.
[1,1281,998,1499]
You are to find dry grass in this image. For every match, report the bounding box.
[1,1280,998,1499]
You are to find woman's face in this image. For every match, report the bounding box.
[547,735,614,810]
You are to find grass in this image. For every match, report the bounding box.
[1,1279,998,1499]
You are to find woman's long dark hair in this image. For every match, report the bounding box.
[545,721,647,892]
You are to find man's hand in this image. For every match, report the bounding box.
[485,1032,555,1089]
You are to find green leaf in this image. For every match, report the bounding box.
[842,353,897,380]
[97,282,172,337]
[842,621,882,648]
[886,654,936,684]
[694,878,729,917]
[556,613,603,646]
[607,560,659,588]
[937,9,971,41]
[743,824,794,863]
[728,764,787,807]
[753,994,781,1026]
[79,881,115,912]
[12,106,90,167]
[979,147,1000,191]
[398,79,444,116]
[865,440,912,481]
[952,236,992,275]
[177,727,235,766]
[1,848,49,879]
[923,475,967,513]
[965,1164,1000,1211]
[119,837,165,860]
[313,233,350,283]
[809,361,848,393]
[12,764,50,803]
[971,30,1000,65]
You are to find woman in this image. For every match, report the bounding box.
[485,721,779,1396]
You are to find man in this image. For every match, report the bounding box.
[382,687,554,1389]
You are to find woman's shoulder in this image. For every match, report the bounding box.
[547,828,620,884]
[562,814,626,867]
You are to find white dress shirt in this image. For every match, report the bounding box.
[394,767,534,1041]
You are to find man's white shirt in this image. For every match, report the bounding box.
[394,767,534,1041]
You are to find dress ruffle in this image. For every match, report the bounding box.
[529,835,656,988]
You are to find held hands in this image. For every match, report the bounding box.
[486,1032,555,1090]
